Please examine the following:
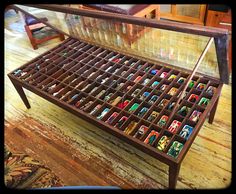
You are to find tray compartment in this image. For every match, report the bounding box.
[112,111,131,129]
[132,120,151,139]
[143,125,162,147]
[133,101,151,118]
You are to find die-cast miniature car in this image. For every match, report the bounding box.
[97,108,110,120]
[157,115,169,128]
[115,116,128,128]
[124,121,138,135]
[133,125,148,139]
[105,112,119,124]
[179,125,193,139]
[147,111,159,122]
[168,120,182,133]
[167,141,184,158]
[157,135,170,151]
[144,130,160,145]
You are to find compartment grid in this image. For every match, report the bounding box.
[9,37,221,160]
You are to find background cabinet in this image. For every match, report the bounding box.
[205,7,231,72]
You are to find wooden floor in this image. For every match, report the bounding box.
[4,10,232,189]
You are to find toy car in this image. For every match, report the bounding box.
[124,121,138,135]
[177,106,190,117]
[189,110,202,122]
[97,108,110,120]
[101,77,109,84]
[105,112,119,124]
[52,88,64,96]
[75,80,85,89]
[121,71,127,76]
[151,81,160,88]
[115,82,124,90]
[144,64,152,72]
[60,90,71,100]
[160,72,168,78]
[198,97,210,107]
[128,103,139,113]
[160,84,168,91]
[109,96,122,106]
[131,89,141,97]
[137,107,149,117]
[133,125,148,139]
[134,76,143,83]
[188,94,199,103]
[88,87,98,95]
[157,135,170,151]
[177,77,186,84]
[144,130,160,145]
[47,83,57,91]
[109,80,118,88]
[140,92,150,100]
[80,100,93,111]
[130,62,136,67]
[108,55,116,61]
[89,104,102,115]
[158,99,169,109]
[67,93,79,104]
[81,83,91,92]
[137,64,143,69]
[179,125,193,139]
[115,116,128,128]
[105,66,113,72]
[150,69,158,75]
[95,90,106,99]
[206,86,216,96]
[74,97,85,108]
[124,60,129,65]
[166,102,176,110]
[125,85,133,92]
[147,111,159,122]
[188,80,195,88]
[168,120,182,133]
[103,92,113,101]
[117,99,130,109]
[196,83,206,91]
[88,72,96,78]
[157,115,169,128]
[127,73,134,80]
[142,78,150,85]
[168,87,178,96]
[148,95,159,104]
[114,67,120,74]
[167,141,184,158]
[168,74,177,81]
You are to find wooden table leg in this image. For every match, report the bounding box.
[208,97,219,124]
[10,79,31,109]
[169,163,181,189]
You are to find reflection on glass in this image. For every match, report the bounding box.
[16,4,220,78]
[176,4,201,18]
[160,5,171,13]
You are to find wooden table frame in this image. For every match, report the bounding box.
[7,4,229,189]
